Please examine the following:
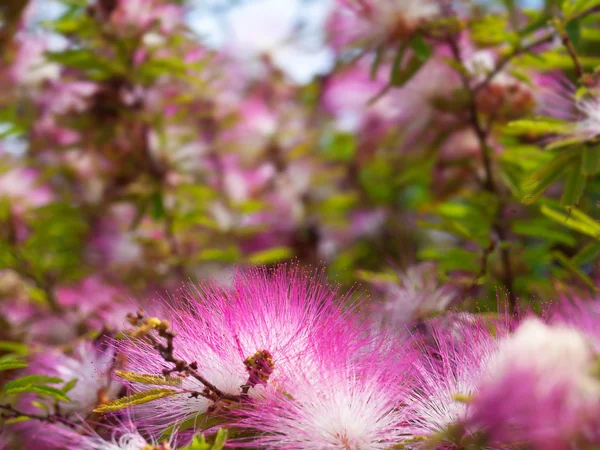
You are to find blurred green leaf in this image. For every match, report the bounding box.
[248,247,292,265]
[4,375,63,391]
[541,204,600,238]
[522,152,576,205]
[94,389,178,413]
[561,157,586,206]
[582,146,600,175]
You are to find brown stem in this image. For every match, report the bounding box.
[127,312,241,403]
[445,35,518,314]
[555,22,584,79]
[0,404,73,427]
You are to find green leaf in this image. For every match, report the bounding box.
[541,204,600,238]
[582,145,600,175]
[561,158,586,206]
[5,385,71,403]
[0,341,28,355]
[150,192,166,220]
[62,379,78,393]
[196,248,241,263]
[552,251,597,291]
[46,49,122,79]
[212,429,228,450]
[572,242,600,265]
[410,36,432,62]
[522,152,575,205]
[0,355,27,372]
[391,52,427,87]
[507,118,569,136]
[563,0,600,19]
[512,219,577,246]
[323,132,356,162]
[566,18,581,46]
[181,429,228,450]
[93,389,179,413]
[5,375,63,391]
[116,371,182,386]
[4,416,31,425]
[370,45,385,80]
[390,41,409,86]
[248,247,292,265]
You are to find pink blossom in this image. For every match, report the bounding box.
[110,0,182,34]
[468,318,600,449]
[404,316,504,441]
[551,296,600,352]
[10,36,60,86]
[332,0,441,47]
[0,167,53,212]
[11,339,122,449]
[39,81,98,115]
[372,263,456,327]
[231,327,415,449]
[322,63,403,132]
[113,266,357,435]
[56,276,133,331]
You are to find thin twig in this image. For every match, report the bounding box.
[0,404,73,427]
[445,34,518,314]
[127,312,241,403]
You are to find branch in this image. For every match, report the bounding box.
[0,404,73,427]
[553,19,584,79]
[445,33,518,314]
[126,312,241,403]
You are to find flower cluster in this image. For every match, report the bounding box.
[5,267,600,449]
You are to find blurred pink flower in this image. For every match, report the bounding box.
[332,0,441,47]
[468,318,600,449]
[11,338,122,449]
[0,167,53,213]
[372,263,456,327]
[110,0,182,34]
[405,316,503,440]
[10,36,60,86]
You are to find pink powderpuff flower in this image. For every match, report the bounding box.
[56,276,134,332]
[372,263,456,328]
[551,296,600,351]
[0,167,53,213]
[29,339,122,416]
[110,0,182,34]
[35,416,173,450]
[10,36,60,86]
[404,316,504,442]
[562,85,600,141]
[333,0,441,47]
[38,80,98,116]
[467,318,600,449]
[113,266,358,435]
[11,338,122,449]
[322,63,404,132]
[231,326,415,449]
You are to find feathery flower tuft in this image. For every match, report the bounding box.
[11,338,122,449]
[468,318,600,449]
[114,266,357,435]
[404,315,504,442]
[231,327,414,449]
[372,263,456,328]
